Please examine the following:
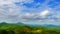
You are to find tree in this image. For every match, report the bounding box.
[8,30,15,34]
[0,30,8,34]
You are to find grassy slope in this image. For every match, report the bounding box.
[0,22,60,34]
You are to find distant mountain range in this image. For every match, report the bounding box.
[0,22,60,28]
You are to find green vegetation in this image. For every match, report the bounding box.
[0,22,60,34]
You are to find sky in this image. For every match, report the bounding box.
[0,0,60,25]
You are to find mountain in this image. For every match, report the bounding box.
[42,24,60,28]
[15,22,26,26]
[0,22,9,26]
[27,24,60,28]
[0,22,60,28]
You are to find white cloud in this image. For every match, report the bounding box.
[23,13,34,17]
[39,10,50,18]
[13,0,33,3]
[24,13,31,16]
[0,0,59,25]
[0,0,13,5]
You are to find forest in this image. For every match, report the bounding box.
[0,22,60,34]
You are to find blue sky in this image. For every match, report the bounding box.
[0,0,60,25]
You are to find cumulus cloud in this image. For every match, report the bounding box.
[39,10,50,18]
[0,0,13,5]
[18,10,50,22]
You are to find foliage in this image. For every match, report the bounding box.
[0,22,60,34]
